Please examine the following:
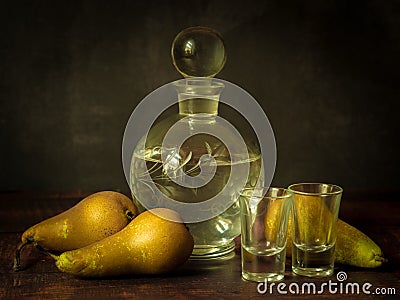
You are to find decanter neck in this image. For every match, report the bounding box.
[174,78,224,116]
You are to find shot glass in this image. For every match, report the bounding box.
[289,183,343,277]
[239,187,293,282]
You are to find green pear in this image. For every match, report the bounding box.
[269,194,386,268]
[14,191,138,271]
[53,208,194,277]
[328,219,385,267]
[286,218,386,268]
[262,193,386,268]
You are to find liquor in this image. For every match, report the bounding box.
[292,243,335,277]
[131,143,262,258]
[242,246,286,282]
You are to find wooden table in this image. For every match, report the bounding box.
[1,191,399,299]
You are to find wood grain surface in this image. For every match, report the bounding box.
[0,192,399,299]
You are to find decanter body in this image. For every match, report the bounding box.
[130,77,263,258]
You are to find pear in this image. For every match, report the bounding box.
[53,208,194,277]
[14,191,138,271]
[286,218,386,268]
[264,193,386,268]
[263,194,291,246]
[333,220,386,267]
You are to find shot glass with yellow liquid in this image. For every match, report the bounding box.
[289,183,343,277]
[239,187,293,282]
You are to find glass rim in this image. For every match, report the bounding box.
[240,186,293,199]
[288,182,343,196]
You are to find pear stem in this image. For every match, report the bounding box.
[13,240,30,272]
[375,255,388,263]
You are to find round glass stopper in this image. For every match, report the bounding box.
[171,26,226,78]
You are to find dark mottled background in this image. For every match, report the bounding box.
[1,0,399,194]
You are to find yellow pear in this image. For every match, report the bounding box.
[263,194,291,246]
[264,194,386,268]
[53,208,194,277]
[14,191,137,271]
[286,218,386,268]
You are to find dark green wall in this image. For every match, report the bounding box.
[1,1,398,193]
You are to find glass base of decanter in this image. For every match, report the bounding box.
[190,241,236,260]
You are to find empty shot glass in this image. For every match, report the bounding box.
[239,187,293,282]
[289,183,343,277]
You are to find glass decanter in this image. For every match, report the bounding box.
[129,27,263,259]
